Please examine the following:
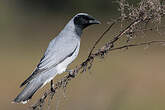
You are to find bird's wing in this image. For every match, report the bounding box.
[20,36,78,87]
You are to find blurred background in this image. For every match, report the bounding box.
[1,0,165,110]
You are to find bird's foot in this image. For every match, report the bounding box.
[66,69,75,78]
[50,80,55,92]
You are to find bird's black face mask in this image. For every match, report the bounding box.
[73,14,100,30]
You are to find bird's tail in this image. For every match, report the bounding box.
[13,79,43,104]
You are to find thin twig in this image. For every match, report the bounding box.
[110,40,165,51]
[88,22,116,57]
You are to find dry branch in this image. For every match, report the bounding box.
[31,0,165,109]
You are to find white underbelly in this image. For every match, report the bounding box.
[55,44,80,74]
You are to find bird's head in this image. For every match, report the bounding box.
[73,13,101,30]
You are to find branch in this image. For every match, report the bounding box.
[110,40,165,51]
[88,21,115,57]
[31,0,165,109]
[31,19,164,110]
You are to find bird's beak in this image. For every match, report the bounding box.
[89,19,101,24]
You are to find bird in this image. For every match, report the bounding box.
[13,13,100,104]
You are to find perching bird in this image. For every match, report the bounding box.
[13,13,100,104]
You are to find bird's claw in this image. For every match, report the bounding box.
[66,69,75,78]
[69,72,75,78]
[50,80,55,92]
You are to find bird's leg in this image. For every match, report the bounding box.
[66,69,75,78]
[50,80,55,92]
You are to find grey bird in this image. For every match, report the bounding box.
[13,13,100,104]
